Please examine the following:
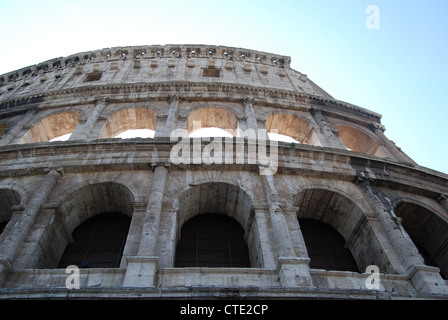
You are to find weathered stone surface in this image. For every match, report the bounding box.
[0,44,447,299]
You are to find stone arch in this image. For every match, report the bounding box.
[50,175,144,206]
[98,107,157,139]
[0,182,28,207]
[391,195,447,221]
[185,107,239,137]
[54,182,135,269]
[167,171,257,214]
[19,111,82,143]
[294,188,395,273]
[265,113,319,145]
[175,182,262,267]
[395,201,448,279]
[336,125,383,156]
[57,182,135,234]
[177,182,253,230]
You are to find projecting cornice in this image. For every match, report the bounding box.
[0,138,446,198]
[0,45,292,81]
[0,81,382,122]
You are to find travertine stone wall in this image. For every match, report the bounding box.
[0,45,447,299]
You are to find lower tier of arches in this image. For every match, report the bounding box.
[0,141,447,297]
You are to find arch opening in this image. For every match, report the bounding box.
[115,129,155,139]
[395,202,448,279]
[265,113,318,145]
[175,214,250,267]
[186,107,239,137]
[268,132,300,143]
[294,188,394,273]
[175,182,261,268]
[99,107,157,139]
[50,133,72,142]
[0,220,8,236]
[56,182,135,268]
[57,212,131,269]
[189,127,233,138]
[59,182,135,231]
[0,188,21,235]
[19,112,81,144]
[299,218,359,272]
[336,125,383,156]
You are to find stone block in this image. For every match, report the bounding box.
[123,256,159,287]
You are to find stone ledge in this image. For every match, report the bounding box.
[1,285,447,300]
[0,139,446,197]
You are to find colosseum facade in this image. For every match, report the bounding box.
[0,44,447,299]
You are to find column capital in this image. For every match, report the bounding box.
[149,149,171,170]
[240,96,255,106]
[354,171,374,185]
[94,96,109,105]
[167,94,183,104]
[44,167,64,178]
[437,194,448,211]
[27,105,40,115]
[150,162,170,172]
[309,107,321,117]
[44,167,64,177]
[369,122,386,133]
[131,201,149,211]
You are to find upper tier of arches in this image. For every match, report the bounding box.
[0,101,404,162]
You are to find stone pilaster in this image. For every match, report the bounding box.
[309,108,345,149]
[356,174,448,294]
[0,107,38,146]
[162,95,182,137]
[0,168,62,286]
[137,164,169,256]
[123,163,169,287]
[261,174,313,287]
[69,98,108,140]
[241,97,258,131]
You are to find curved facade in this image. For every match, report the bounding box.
[0,44,447,299]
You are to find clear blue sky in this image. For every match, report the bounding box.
[1,0,447,174]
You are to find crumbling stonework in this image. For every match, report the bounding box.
[0,45,447,299]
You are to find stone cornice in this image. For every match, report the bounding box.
[0,139,445,197]
[0,45,292,82]
[0,81,382,122]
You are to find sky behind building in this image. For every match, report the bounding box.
[0,0,447,173]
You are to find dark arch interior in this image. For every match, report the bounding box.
[0,220,8,235]
[175,214,251,268]
[0,188,21,236]
[299,218,359,272]
[395,202,448,279]
[57,212,131,269]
